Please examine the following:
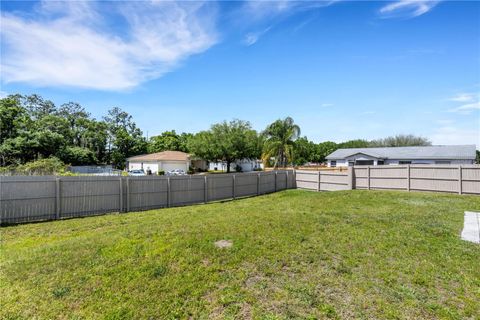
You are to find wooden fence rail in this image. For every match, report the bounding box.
[0,170,295,225]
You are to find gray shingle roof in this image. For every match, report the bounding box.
[326,145,476,160]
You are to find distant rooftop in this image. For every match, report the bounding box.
[127,151,189,162]
[326,145,476,160]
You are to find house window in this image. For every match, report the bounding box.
[399,161,411,164]
[348,161,355,166]
[330,161,337,167]
[355,160,374,166]
[435,161,451,164]
[377,160,384,165]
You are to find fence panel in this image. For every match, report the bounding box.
[409,165,460,193]
[234,173,258,198]
[368,166,408,190]
[128,176,168,211]
[295,170,318,190]
[60,176,121,218]
[319,171,350,191]
[259,172,276,194]
[462,166,480,194]
[170,176,205,206]
[276,171,288,191]
[207,174,234,202]
[0,176,56,224]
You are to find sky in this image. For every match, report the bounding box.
[1,0,479,146]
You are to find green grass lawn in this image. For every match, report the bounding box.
[1,190,479,319]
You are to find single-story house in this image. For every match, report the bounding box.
[326,145,476,167]
[127,151,190,174]
[209,159,264,172]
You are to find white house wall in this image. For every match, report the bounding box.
[161,161,189,173]
[328,158,474,167]
[208,160,263,172]
[129,161,188,173]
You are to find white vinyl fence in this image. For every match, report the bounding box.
[296,165,480,195]
[0,170,294,224]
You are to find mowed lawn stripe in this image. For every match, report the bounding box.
[1,190,479,319]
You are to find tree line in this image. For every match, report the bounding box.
[1,94,439,172]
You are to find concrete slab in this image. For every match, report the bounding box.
[461,211,480,244]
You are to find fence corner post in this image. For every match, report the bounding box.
[257,172,261,195]
[347,167,353,190]
[119,177,123,213]
[232,174,236,199]
[286,170,289,189]
[204,175,208,203]
[126,177,130,212]
[167,177,171,207]
[407,165,411,192]
[275,171,278,192]
[317,171,321,192]
[367,166,371,190]
[293,169,297,189]
[458,165,462,195]
[55,177,61,219]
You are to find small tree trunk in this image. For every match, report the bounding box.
[226,160,231,173]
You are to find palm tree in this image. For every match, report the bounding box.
[262,117,301,169]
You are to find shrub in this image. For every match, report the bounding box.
[157,170,165,176]
[16,157,67,175]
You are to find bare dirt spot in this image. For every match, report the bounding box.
[214,240,233,248]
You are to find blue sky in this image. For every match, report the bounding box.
[1,1,479,146]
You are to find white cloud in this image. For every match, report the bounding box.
[0,1,218,90]
[449,93,476,103]
[379,1,441,19]
[449,102,480,114]
[244,26,272,46]
[0,91,8,98]
[447,92,480,114]
[239,1,339,45]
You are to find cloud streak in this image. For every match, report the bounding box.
[244,26,272,46]
[448,92,480,114]
[0,1,218,90]
[379,1,441,19]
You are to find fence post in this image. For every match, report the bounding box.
[367,166,371,190]
[347,167,353,190]
[317,171,321,192]
[204,175,208,203]
[407,165,410,192]
[275,171,278,192]
[293,169,296,188]
[458,165,462,195]
[286,170,289,189]
[232,174,236,199]
[257,173,261,195]
[126,177,130,212]
[55,177,61,219]
[119,177,123,213]
[167,177,171,207]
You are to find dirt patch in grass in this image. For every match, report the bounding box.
[214,239,233,248]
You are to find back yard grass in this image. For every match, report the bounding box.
[1,190,479,319]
